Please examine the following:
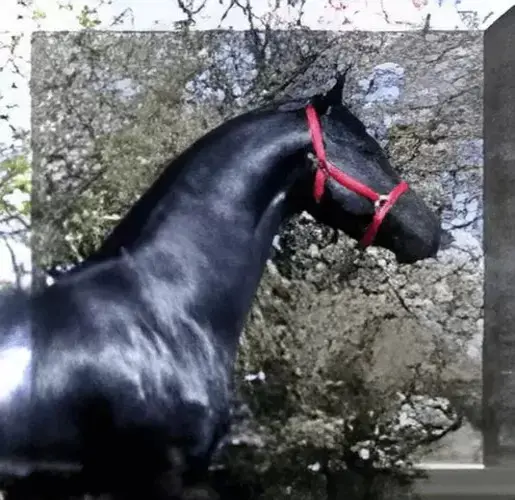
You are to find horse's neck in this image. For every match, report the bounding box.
[128,110,309,352]
[84,111,305,259]
[138,111,307,234]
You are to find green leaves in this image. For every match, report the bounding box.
[77,5,102,28]
[0,155,31,217]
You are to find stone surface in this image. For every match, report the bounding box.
[31,30,484,498]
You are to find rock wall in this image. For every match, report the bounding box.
[31,31,483,498]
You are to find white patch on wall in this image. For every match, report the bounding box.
[353,63,406,146]
[185,69,225,104]
[440,139,483,244]
[106,77,142,100]
[456,138,483,167]
[360,63,406,107]
[185,40,258,106]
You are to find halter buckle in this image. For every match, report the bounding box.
[374,194,389,211]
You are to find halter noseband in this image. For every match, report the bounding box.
[305,104,409,248]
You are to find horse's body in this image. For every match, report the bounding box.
[0,78,441,498]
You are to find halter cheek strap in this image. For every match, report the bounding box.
[305,104,409,248]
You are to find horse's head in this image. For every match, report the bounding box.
[297,74,441,264]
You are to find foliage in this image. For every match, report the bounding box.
[30,32,224,270]
[224,255,462,498]
[77,5,102,28]
[0,155,31,218]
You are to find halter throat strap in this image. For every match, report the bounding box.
[305,104,409,248]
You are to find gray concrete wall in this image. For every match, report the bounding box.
[484,6,515,465]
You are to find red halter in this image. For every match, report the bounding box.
[305,104,409,248]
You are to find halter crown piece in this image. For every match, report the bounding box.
[305,104,409,248]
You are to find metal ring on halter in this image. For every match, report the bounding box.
[307,152,319,167]
[374,194,389,210]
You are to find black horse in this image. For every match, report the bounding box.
[0,76,440,499]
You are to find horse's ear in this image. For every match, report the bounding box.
[310,66,350,115]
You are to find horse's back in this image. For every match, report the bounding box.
[0,261,230,469]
